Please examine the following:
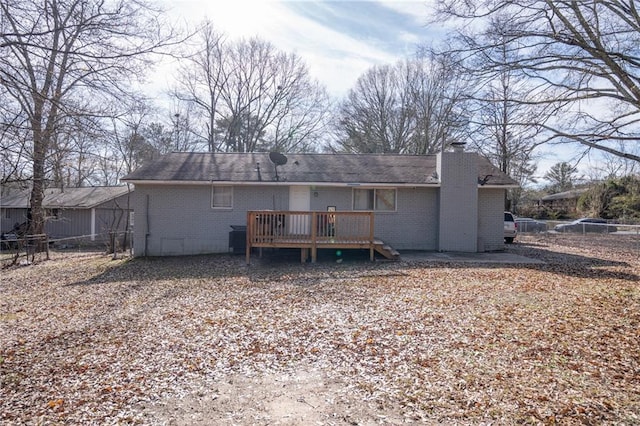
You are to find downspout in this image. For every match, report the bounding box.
[144,194,150,256]
[90,208,96,241]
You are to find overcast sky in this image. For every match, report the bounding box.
[162,0,439,97]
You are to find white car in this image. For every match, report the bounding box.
[504,212,517,244]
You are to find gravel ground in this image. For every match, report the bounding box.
[1,235,639,425]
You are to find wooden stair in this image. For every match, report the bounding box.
[374,240,400,260]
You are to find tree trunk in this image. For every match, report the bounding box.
[29,119,46,237]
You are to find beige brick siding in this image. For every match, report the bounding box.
[477,189,506,251]
[437,152,478,252]
[132,184,288,256]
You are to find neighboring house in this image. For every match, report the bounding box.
[541,188,590,215]
[0,186,132,243]
[122,147,518,258]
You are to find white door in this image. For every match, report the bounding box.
[289,186,311,234]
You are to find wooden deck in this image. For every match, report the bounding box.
[246,210,398,264]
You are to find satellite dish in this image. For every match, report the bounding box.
[269,152,288,166]
[268,152,287,181]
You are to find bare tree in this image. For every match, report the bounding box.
[588,141,640,180]
[172,20,226,152]
[45,113,105,188]
[219,37,330,153]
[332,54,469,154]
[335,63,414,153]
[0,99,31,185]
[174,29,330,153]
[433,0,640,164]
[457,25,555,211]
[409,50,470,154]
[0,0,178,235]
[108,100,154,179]
[170,102,208,153]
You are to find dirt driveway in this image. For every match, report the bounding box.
[1,235,639,425]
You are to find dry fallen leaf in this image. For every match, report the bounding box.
[1,234,639,424]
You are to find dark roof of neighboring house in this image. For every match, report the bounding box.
[0,186,131,209]
[541,188,589,201]
[122,152,517,186]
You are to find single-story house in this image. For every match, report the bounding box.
[541,188,590,215]
[122,147,518,259]
[0,186,132,244]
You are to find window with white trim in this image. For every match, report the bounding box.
[211,186,233,209]
[353,188,396,211]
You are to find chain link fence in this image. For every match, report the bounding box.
[518,220,640,254]
[1,231,133,268]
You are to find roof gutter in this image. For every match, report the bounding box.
[122,179,444,188]
[122,180,517,188]
[479,184,519,189]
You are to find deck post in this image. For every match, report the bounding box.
[311,212,317,263]
[245,211,252,265]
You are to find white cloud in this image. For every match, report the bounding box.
[378,0,433,22]
[162,0,421,97]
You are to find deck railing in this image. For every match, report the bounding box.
[246,210,375,263]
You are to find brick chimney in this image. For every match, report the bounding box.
[436,142,479,252]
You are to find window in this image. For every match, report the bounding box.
[375,189,396,211]
[211,186,233,209]
[353,188,396,211]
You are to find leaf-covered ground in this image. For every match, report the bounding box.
[1,235,639,425]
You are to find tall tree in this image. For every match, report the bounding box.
[173,26,330,153]
[409,50,470,154]
[46,113,103,188]
[172,20,225,152]
[545,161,579,193]
[0,98,30,185]
[434,0,640,164]
[462,21,555,211]
[333,54,469,154]
[336,63,414,153]
[0,0,177,235]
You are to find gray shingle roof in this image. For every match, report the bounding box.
[541,188,589,201]
[0,186,130,209]
[122,152,517,186]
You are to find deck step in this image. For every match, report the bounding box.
[375,242,400,260]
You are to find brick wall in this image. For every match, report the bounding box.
[132,184,288,256]
[310,186,438,250]
[131,159,505,257]
[477,188,505,251]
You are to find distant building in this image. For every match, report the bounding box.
[1,186,132,244]
[540,188,590,216]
